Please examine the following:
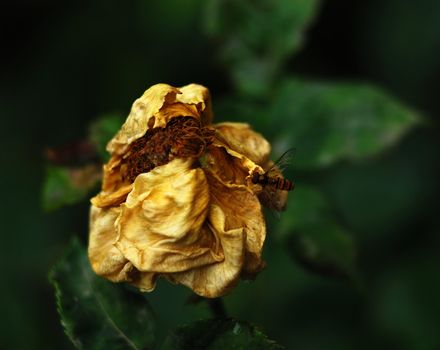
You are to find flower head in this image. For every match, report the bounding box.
[88,83,286,298]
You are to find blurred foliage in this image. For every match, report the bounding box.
[89,114,124,162]
[204,0,320,96]
[42,113,122,211]
[42,165,101,211]
[279,186,358,281]
[2,0,440,349]
[268,79,420,168]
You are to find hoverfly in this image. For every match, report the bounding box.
[251,148,295,213]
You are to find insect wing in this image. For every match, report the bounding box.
[272,148,296,171]
[266,148,296,177]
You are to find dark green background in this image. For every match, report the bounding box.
[1,0,439,349]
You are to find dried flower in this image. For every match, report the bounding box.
[88,83,287,298]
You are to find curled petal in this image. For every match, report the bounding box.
[90,156,132,208]
[177,84,213,125]
[205,143,263,191]
[115,158,223,273]
[89,206,159,292]
[91,184,133,208]
[207,172,266,276]
[130,271,158,292]
[167,205,245,298]
[168,173,266,297]
[88,206,134,282]
[108,84,179,155]
[215,122,271,166]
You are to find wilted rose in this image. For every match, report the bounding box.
[88,83,287,298]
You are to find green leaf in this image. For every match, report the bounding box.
[269,79,421,169]
[49,238,156,350]
[278,186,357,280]
[204,0,320,96]
[162,318,284,350]
[89,114,124,161]
[42,165,99,211]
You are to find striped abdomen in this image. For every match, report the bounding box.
[268,176,294,191]
[252,172,294,191]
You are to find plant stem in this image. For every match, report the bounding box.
[207,297,227,318]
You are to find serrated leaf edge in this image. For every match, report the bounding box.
[48,238,142,350]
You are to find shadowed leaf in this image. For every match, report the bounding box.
[162,318,284,350]
[49,238,156,350]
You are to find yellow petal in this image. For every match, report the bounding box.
[215,122,271,166]
[91,184,133,208]
[203,143,266,275]
[130,272,158,292]
[177,84,213,125]
[204,143,263,188]
[206,172,266,276]
[115,158,223,274]
[107,84,179,156]
[166,204,245,298]
[90,156,132,208]
[88,205,135,282]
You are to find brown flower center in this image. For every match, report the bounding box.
[122,116,215,182]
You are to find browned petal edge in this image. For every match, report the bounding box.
[214,122,271,166]
[177,83,213,125]
[205,142,268,278]
[206,140,265,193]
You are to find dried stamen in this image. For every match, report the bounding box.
[122,116,215,182]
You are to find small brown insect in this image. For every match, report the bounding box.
[251,148,295,214]
[251,171,294,191]
[251,148,295,191]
